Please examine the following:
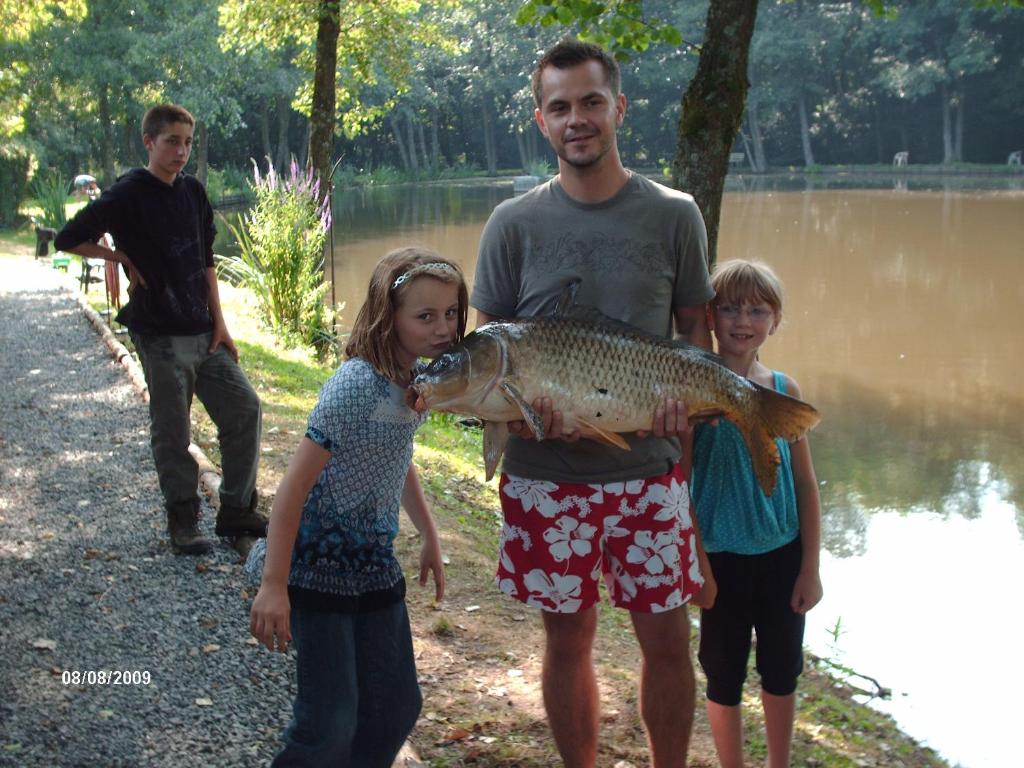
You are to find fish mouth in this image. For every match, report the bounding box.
[407,382,430,413]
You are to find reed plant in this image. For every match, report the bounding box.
[30,170,69,229]
[218,158,335,357]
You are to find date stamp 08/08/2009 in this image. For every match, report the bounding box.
[61,670,152,686]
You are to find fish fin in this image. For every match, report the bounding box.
[499,381,545,440]
[687,406,728,424]
[736,420,783,497]
[554,280,583,316]
[740,383,822,496]
[575,417,631,450]
[751,381,822,441]
[482,420,509,481]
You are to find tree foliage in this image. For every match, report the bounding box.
[0,0,1020,220]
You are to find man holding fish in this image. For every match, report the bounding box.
[468,38,715,768]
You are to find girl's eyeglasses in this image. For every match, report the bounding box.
[715,304,774,321]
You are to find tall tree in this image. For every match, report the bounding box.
[219,0,452,195]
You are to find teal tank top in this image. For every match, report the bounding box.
[691,371,799,555]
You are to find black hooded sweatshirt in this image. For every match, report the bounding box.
[55,168,216,336]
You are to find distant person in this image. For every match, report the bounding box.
[55,103,265,554]
[688,259,823,768]
[471,38,715,767]
[247,248,466,766]
[73,174,101,201]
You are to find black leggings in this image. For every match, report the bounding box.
[697,536,805,706]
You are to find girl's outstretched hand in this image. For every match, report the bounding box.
[419,536,446,603]
[250,584,292,653]
[790,568,823,614]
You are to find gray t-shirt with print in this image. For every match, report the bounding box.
[471,172,713,483]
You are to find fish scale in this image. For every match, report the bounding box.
[503,317,754,434]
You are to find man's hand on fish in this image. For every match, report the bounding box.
[509,397,581,442]
[636,397,694,439]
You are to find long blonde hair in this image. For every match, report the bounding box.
[344,247,468,382]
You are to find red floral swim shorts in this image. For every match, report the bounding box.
[496,463,703,614]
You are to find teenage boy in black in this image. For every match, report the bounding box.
[56,103,266,554]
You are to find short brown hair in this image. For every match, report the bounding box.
[711,259,785,321]
[345,247,469,382]
[142,104,195,139]
[532,38,621,108]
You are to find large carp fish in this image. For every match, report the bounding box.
[412,285,820,496]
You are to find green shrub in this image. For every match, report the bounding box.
[524,158,551,178]
[218,159,335,356]
[0,145,31,227]
[205,167,226,204]
[30,169,69,229]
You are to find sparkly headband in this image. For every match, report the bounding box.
[390,262,457,290]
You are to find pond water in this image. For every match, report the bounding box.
[227,174,1024,767]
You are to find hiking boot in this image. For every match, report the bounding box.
[215,490,268,538]
[166,501,213,555]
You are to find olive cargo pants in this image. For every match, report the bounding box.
[131,331,261,510]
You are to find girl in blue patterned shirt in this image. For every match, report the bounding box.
[688,260,822,768]
[248,247,468,766]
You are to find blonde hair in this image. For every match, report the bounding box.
[345,247,468,382]
[711,259,784,321]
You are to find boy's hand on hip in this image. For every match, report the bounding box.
[120,253,147,293]
[210,324,239,362]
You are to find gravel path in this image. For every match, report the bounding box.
[0,259,293,766]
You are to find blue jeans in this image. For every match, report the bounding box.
[273,601,422,767]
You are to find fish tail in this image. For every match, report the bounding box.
[739,384,822,496]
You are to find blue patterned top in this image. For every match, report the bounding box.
[246,358,427,597]
[691,371,799,555]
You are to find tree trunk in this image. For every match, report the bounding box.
[673,0,760,265]
[941,82,954,165]
[797,94,815,167]
[122,118,136,168]
[738,129,756,173]
[747,94,767,173]
[390,116,411,171]
[404,109,419,173]
[429,105,441,171]
[481,96,497,175]
[309,0,340,199]
[260,102,273,163]
[953,87,964,163]
[196,120,209,186]
[301,117,312,168]
[275,96,291,172]
[873,100,885,164]
[515,128,529,171]
[98,86,116,188]
[417,121,429,173]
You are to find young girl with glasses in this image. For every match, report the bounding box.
[688,259,823,768]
